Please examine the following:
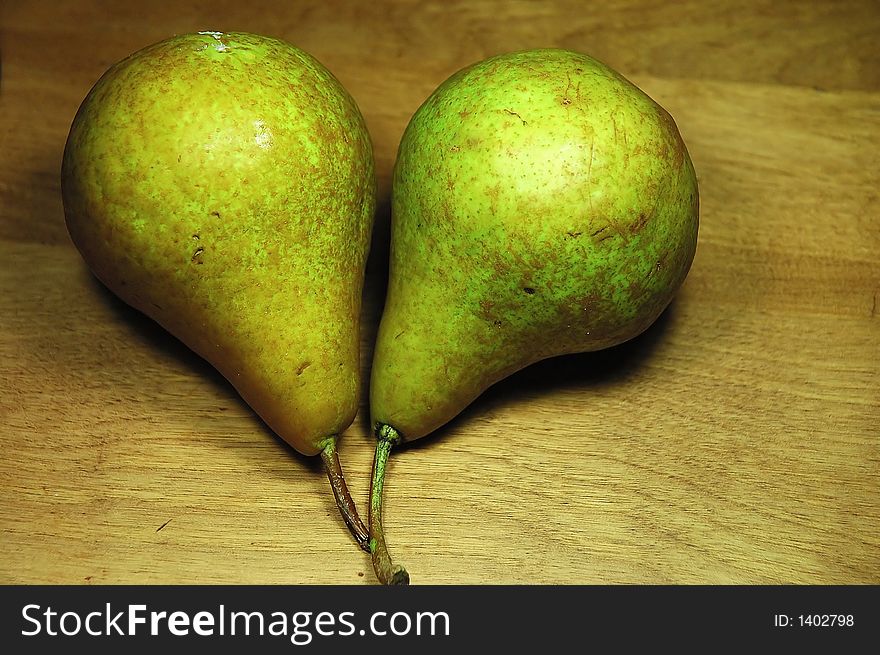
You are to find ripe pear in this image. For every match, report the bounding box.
[62,32,376,549]
[367,49,699,583]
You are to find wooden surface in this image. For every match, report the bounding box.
[1,0,878,585]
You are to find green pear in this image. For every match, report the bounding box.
[367,49,699,583]
[61,31,376,549]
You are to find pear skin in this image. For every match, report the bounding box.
[372,49,698,440]
[367,49,699,583]
[62,32,376,548]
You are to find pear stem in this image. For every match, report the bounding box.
[369,424,410,585]
[320,437,371,553]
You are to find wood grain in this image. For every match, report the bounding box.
[1,0,878,584]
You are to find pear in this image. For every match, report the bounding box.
[367,49,699,583]
[61,32,376,550]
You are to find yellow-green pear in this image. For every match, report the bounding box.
[367,49,699,583]
[62,32,376,549]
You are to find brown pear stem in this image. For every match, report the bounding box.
[320,437,371,552]
[368,424,410,585]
